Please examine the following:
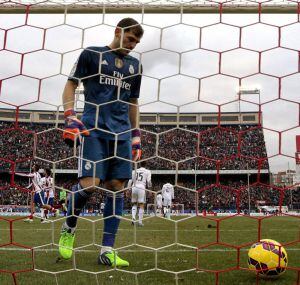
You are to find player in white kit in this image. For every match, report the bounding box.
[128,161,151,226]
[161,183,174,219]
[156,193,163,216]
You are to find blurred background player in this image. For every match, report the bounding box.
[128,161,152,226]
[15,165,57,223]
[59,188,68,216]
[39,169,48,222]
[15,164,42,222]
[58,18,144,267]
[161,183,174,219]
[156,193,163,216]
[43,168,58,220]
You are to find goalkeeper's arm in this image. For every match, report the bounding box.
[129,98,141,161]
[62,80,89,147]
[62,80,77,111]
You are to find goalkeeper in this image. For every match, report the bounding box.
[58,18,143,267]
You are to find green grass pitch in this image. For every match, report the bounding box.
[0,215,299,285]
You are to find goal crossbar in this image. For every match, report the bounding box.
[1,1,299,14]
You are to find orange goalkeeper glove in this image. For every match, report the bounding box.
[63,109,90,147]
[131,129,142,161]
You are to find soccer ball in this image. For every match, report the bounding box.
[248,239,288,277]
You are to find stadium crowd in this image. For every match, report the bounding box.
[2,120,297,214]
[1,174,299,213]
[0,121,269,171]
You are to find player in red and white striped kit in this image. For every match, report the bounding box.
[15,165,57,223]
[41,169,58,222]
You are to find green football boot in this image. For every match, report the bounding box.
[98,251,129,267]
[58,229,75,260]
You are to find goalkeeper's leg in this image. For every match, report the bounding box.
[98,141,131,267]
[98,180,129,267]
[59,182,93,260]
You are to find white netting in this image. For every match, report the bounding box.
[0,1,299,284]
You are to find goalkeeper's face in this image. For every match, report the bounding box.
[116,30,141,55]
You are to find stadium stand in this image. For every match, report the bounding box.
[0,121,269,171]
[1,174,299,214]
[3,109,296,215]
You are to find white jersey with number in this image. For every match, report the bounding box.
[130,167,152,190]
[156,194,163,209]
[129,167,152,203]
[162,183,174,207]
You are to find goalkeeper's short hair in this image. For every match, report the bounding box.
[117,18,144,38]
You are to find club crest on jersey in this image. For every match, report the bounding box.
[85,162,92,171]
[129,64,134,74]
[115,58,123,69]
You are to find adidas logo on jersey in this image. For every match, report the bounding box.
[101,60,108,65]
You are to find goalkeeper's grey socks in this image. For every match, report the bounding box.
[100,246,113,255]
[61,222,76,234]
[66,183,92,228]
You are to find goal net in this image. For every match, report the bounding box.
[0,0,299,284]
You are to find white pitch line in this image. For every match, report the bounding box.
[0,228,298,233]
[0,248,299,252]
